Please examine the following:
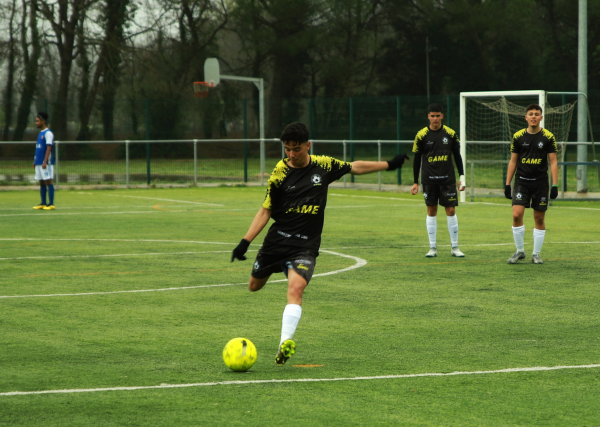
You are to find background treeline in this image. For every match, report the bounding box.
[0,0,597,142]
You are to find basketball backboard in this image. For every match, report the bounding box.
[204,58,220,87]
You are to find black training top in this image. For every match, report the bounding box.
[412,125,464,185]
[261,155,352,252]
[511,128,557,182]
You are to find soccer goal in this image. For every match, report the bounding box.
[459,90,578,202]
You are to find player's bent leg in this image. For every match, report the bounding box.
[248,276,269,292]
[275,268,308,365]
[286,268,308,305]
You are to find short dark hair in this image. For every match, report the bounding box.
[526,104,542,114]
[37,111,49,122]
[428,103,443,113]
[280,122,309,143]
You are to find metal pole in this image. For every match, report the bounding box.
[396,96,402,185]
[55,141,59,190]
[193,139,198,185]
[378,140,382,191]
[577,0,588,192]
[243,99,248,183]
[145,99,151,185]
[343,141,347,188]
[126,141,129,188]
[257,79,265,186]
[350,98,355,183]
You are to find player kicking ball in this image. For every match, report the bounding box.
[505,104,558,264]
[231,122,408,365]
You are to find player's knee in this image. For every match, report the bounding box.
[248,277,266,292]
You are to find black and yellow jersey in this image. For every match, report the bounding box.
[412,125,463,185]
[511,128,557,182]
[261,155,352,252]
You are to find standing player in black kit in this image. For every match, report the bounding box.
[411,104,466,258]
[231,122,408,365]
[505,104,558,265]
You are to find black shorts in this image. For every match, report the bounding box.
[251,246,317,284]
[422,183,459,207]
[513,179,549,211]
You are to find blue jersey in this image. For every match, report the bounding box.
[34,129,55,165]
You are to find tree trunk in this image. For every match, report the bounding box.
[13,0,41,142]
[41,0,92,140]
[2,0,17,141]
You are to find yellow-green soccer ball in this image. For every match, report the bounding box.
[222,338,257,372]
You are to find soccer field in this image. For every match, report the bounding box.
[1,187,599,426]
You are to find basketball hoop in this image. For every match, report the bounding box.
[193,81,210,98]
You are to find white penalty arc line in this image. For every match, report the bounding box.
[0,249,366,299]
[2,364,598,396]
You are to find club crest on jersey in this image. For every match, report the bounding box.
[443,137,449,144]
[516,192,523,200]
[538,141,544,148]
[253,261,260,271]
[311,174,322,185]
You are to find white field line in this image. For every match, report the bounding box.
[325,241,600,250]
[0,211,159,217]
[2,364,598,397]
[0,250,234,261]
[0,204,419,217]
[0,238,247,245]
[330,193,600,210]
[104,194,224,206]
[330,193,421,202]
[0,246,367,299]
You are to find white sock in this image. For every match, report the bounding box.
[512,225,525,252]
[533,228,546,255]
[280,304,302,346]
[447,215,459,248]
[426,216,437,248]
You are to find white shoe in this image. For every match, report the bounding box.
[451,247,465,257]
[425,248,437,257]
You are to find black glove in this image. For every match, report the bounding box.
[504,185,512,200]
[387,154,410,171]
[550,185,558,199]
[231,239,250,262]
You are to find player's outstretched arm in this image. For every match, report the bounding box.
[351,154,409,175]
[231,207,272,262]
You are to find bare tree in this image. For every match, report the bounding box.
[2,0,18,140]
[40,0,99,140]
[77,0,132,140]
[13,0,42,142]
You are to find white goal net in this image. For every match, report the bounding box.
[459,90,577,201]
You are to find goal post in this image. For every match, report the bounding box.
[459,90,578,202]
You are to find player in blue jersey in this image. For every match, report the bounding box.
[505,104,558,264]
[32,112,56,210]
[231,122,408,365]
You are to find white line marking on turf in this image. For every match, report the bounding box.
[0,211,159,217]
[2,364,598,396]
[104,194,224,206]
[0,245,366,299]
[0,250,233,261]
[0,238,247,245]
[330,193,421,202]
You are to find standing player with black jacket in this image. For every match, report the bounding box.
[411,104,466,258]
[231,122,408,365]
[505,104,558,264]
